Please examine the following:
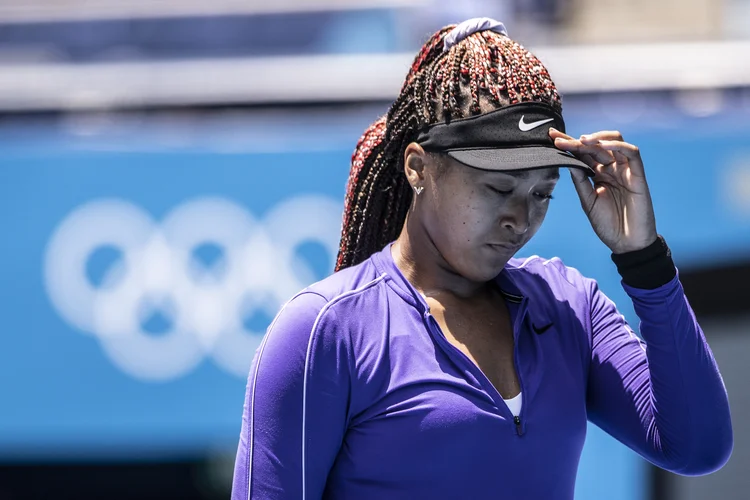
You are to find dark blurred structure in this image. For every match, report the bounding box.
[0,460,226,500]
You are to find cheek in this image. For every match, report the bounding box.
[528,201,551,231]
[445,198,498,241]
[428,189,490,240]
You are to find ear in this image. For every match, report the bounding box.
[403,142,428,187]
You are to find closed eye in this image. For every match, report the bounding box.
[487,185,555,200]
[488,185,513,196]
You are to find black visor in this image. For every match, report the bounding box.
[416,101,594,176]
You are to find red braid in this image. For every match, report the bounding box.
[336,116,387,271]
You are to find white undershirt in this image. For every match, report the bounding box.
[503,391,523,417]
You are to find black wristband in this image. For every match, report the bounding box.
[610,235,677,290]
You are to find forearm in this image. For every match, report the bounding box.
[615,238,733,474]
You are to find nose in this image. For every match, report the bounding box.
[500,196,530,236]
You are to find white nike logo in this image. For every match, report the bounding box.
[518,116,554,132]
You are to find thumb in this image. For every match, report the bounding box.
[569,167,595,209]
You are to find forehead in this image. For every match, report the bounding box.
[462,165,561,182]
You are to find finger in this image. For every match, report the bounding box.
[594,140,644,174]
[554,137,615,168]
[612,150,629,166]
[594,139,640,157]
[548,127,573,140]
[562,146,601,173]
[569,167,596,210]
[580,130,624,142]
[579,137,619,165]
[552,138,600,172]
[579,136,622,167]
[581,136,628,174]
[569,166,590,186]
[577,152,599,170]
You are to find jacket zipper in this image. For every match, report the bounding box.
[511,298,529,437]
[513,416,523,436]
[424,309,527,437]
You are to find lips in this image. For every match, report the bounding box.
[488,242,520,251]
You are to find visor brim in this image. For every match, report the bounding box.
[447,146,595,176]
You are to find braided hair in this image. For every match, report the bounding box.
[335,25,562,271]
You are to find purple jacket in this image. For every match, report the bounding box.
[232,242,732,499]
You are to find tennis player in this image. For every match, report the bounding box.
[232,18,733,499]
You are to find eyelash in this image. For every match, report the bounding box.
[488,186,554,201]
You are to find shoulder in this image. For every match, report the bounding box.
[504,254,596,301]
[267,255,388,347]
[504,255,600,351]
[304,255,387,304]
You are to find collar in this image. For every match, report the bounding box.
[372,242,554,344]
[372,241,529,310]
[496,261,554,332]
[372,242,430,313]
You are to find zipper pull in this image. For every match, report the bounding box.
[513,415,523,436]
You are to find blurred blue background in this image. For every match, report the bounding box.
[1,1,749,499]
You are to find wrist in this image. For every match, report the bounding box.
[610,235,677,289]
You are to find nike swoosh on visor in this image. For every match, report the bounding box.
[518,116,554,132]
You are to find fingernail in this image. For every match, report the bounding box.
[549,127,558,133]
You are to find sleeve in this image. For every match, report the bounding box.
[585,274,733,476]
[231,291,351,499]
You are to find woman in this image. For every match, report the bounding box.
[232,18,732,499]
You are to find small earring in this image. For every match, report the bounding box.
[413,186,424,196]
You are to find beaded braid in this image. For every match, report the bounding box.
[335,27,562,271]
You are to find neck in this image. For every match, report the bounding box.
[391,213,497,301]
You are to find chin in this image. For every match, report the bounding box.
[459,248,510,282]
[461,265,507,284]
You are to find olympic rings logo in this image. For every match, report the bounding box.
[43,196,342,382]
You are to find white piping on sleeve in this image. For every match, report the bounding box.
[246,290,309,500]
[301,274,386,500]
